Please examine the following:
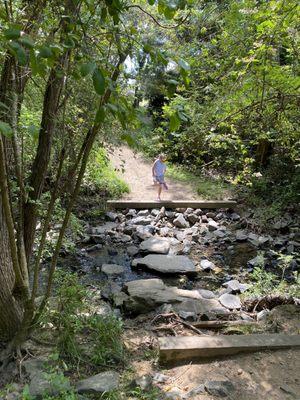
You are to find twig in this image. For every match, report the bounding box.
[127,5,190,29]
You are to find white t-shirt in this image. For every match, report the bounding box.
[153,159,166,176]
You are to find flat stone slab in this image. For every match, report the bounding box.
[132,254,196,274]
[107,200,237,209]
[123,279,227,315]
[139,237,170,254]
[77,371,119,394]
[159,334,300,363]
[101,264,125,276]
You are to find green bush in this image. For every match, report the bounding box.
[83,147,129,198]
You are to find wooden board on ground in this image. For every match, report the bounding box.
[107,200,237,210]
[159,334,300,363]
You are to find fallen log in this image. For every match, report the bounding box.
[159,334,300,363]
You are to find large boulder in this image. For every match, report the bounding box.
[139,237,170,254]
[124,279,227,315]
[132,254,197,274]
[77,371,119,395]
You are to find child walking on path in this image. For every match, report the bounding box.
[152,154,168,201]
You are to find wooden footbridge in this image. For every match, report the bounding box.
[107,200,237,210]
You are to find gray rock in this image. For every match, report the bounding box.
[131,216,153,226]
[223,279,249,293]
[89,222,117,234]
[101,264,125,276]
[137,209,149,217]
[115,233,132,243]
[165,387,186,399]
[173,298,228,318]
[173,214,190,228]
[24,358,71,399]
[219,293,241,310]
[135,225,155,240]
[151,208,160,216]
[198,289,216,299]
[166,211,175,218]
[257,309,270,322]
[236,230,248,241]
[185,207,194,214]
[204,380,235,397]
[124,279,228,316]
[208,220,219,231]
[127,245,139,256]
[230,213,240,221]
[77,371,119,394]
[105,212,118,221]
[195,208,203,216]
[94,300,113,316]
[130,375,152,391]
[152,373,169,383]
[187,213,199,224]
[126,209,137,217]
[214,230,226,239]
[139,237,170,254]
[200,259,216,271]
[206,212,216,219]
[160,227,171,236]
[185,384,206,398]
[132,254,196,274]
[124,279,202,312]
[248,254,265,268]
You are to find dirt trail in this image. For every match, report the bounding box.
[109,146,197,200]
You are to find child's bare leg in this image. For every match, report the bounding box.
[157,184,162,200]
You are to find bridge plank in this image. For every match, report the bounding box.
[107,200,237,210]
[159,334,300,363]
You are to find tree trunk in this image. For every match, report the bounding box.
[0,205,23,340]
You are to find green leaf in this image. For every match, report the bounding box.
[167,79,179,85]
[9,42,27,66]
[18,36,34,48]
[38,46,53,59]
[0,121,13,138]
[63,36,75,49]
[106,103,118,113]
[169,113,181,131]
[164,7,175,19]
[92,67,105,95]
[95,107,106,123]
[178,59,190,71]
[4,27,21,40]
[148,0,155,5]
[121,133,135,147]
[27,124,40,140]
[80,62,96,77]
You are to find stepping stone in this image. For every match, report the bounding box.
[159,334,300,363]
[139,237,170,254]
[124,279,225,314]
[131,254,196,274]
[219,293,241,310]
[101,264,125,276]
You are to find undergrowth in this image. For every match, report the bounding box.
[166,163,234,199]
[83,147,129,199]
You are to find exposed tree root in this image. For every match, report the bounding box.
[244,295,297,312]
